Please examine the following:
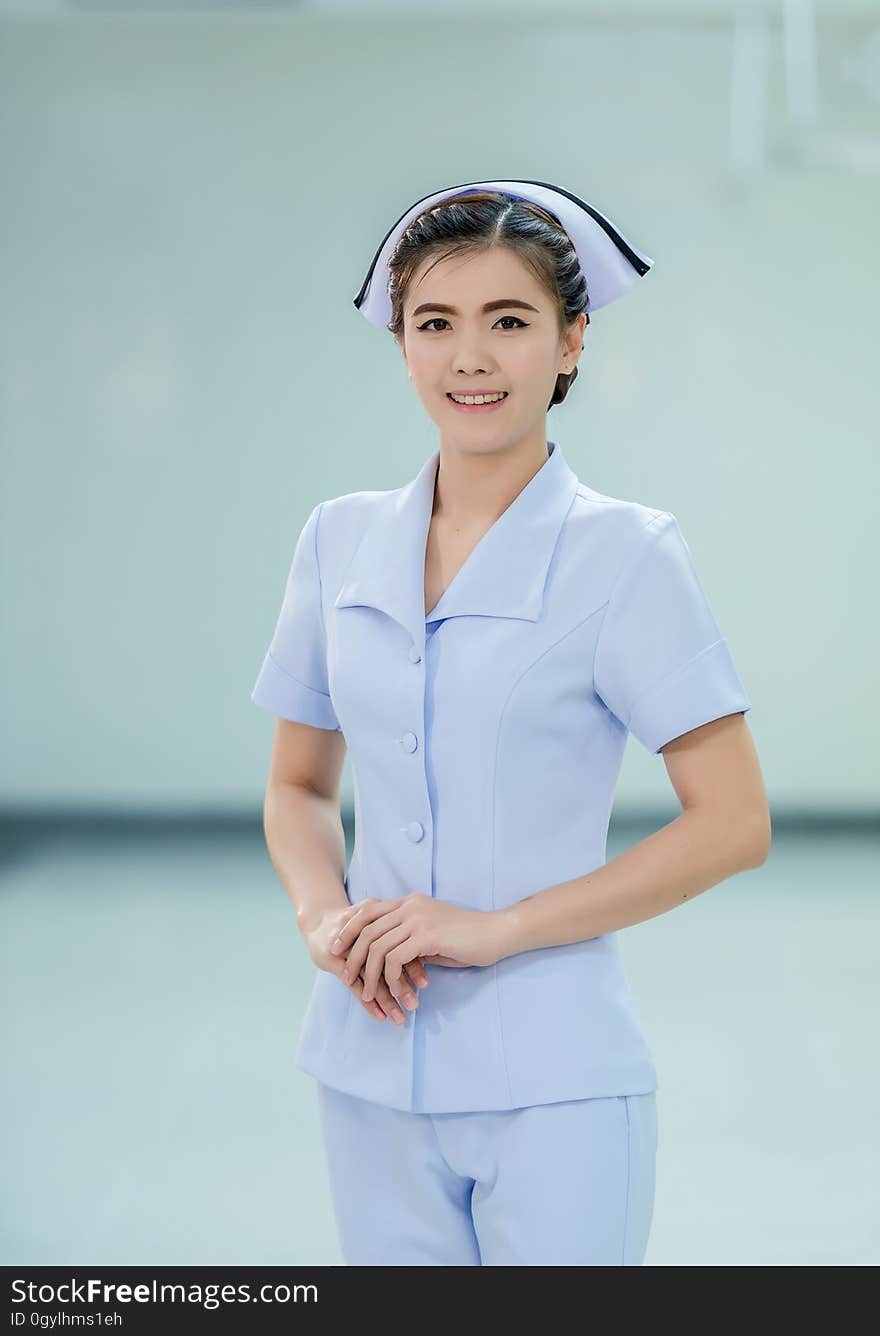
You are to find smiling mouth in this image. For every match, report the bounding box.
[446,391,509,404]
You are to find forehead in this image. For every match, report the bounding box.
[408,245,545,305]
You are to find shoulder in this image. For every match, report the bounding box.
[318,484,396,526]
[313,484,395,546]
[564,480,675,578]
[308,483,397,579]
[570,479,669,533]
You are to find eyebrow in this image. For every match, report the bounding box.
[410,298,541,318]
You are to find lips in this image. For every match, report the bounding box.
[446,392,509,402]
[445,390,510,414]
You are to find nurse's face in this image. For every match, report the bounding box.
[398,245,584,450]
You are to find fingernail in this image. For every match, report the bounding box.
[392,1009,404,1023]
[331,938,342,953]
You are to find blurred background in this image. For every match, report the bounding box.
[2,0,877,1267]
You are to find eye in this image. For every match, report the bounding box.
[415,315,529,333]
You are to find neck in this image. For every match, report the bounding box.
[432,436,553,526]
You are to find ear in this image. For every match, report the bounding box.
[560,312,588,372]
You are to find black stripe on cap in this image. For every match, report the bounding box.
[352,177,650,312]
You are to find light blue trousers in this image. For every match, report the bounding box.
[316,1081,658,1265]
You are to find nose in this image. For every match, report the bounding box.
[452,354,494,376]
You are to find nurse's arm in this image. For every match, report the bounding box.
[494,712,771,959]
[261,716,349,934]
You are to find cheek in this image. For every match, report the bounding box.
[407,345,444,379]
[506,345,555,383]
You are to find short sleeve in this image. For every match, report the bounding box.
[593,511,751,754]
[250,501,341,731]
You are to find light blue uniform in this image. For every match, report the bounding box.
[251,439,751,1262]
[315,1082,658,1266]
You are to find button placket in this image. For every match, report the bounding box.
[400,641,426,847]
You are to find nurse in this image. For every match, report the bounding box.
[251,179,771,1265]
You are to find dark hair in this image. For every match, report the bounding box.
[386,189,590,410]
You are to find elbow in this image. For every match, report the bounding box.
[742,806,772,868]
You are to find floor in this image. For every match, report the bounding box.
[2,819,877,1266]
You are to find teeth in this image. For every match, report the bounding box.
[449,392,507,405]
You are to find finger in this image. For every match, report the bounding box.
[344,967,396,1023]
[404,960,429,990]
[362,924,413,1003]
[335,897,403,961]
[331,898,403,956]
[330,905,367,955]
[388,968,420,1012]
[341,967,386,1021]
[353,969,405,1026]
[383,940,427,1000]
[341,911,404,987]
[375,975,411,1022]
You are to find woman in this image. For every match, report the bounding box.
[251,180,771,1265]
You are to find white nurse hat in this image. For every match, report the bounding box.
[353,178,654,329]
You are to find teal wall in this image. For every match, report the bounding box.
[2,11,876,811]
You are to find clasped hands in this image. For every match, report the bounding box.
[308,893,504,1026]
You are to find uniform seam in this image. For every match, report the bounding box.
[606,511,672,606]
[591,511,674,708]
[490,971,513,1108]
[626,636,726,729]
[266,649,334,701]
[490,602,610,1110]
[425,1111,461,1179]
[339,987,356,1063]
[572,486,666,518]
[312,502,342,731]
[622,1095,632,1266]
[314,500,330,648]
[495,600,612,759]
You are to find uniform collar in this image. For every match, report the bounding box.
[334,439,580,648]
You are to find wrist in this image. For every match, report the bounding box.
[295,876,351,939]
[297,899,340,939]
[491,905,524,962]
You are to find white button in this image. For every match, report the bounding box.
[404,821,424,843]
[408,646,422,663]
[400,731,418,753]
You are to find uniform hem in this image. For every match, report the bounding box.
[296,1056,659,1114]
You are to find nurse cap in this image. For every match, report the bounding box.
[353,178,654,328]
